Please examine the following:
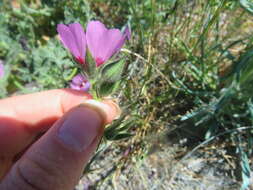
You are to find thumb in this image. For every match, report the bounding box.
[0,103,109,190]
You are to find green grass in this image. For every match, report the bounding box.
[1,0,253,189]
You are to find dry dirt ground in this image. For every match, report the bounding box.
[75,129,249,190]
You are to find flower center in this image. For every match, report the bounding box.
[75,57,84,64]
[95,57,104,67]
[80,82,86,88]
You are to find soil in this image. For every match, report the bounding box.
[75,129,244,190]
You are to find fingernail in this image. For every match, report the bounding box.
[83,99,121,122]
[82,100,108,120]
[57,106,103,152]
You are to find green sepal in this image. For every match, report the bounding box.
[85,50,97,80]
[96,58,126,97]
[98,80,121,97]
[100,58,125,82]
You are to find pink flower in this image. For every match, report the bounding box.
[70,74,90,92]
[57,23,86,64]
[86,21,130,67]
[0,61,4,79]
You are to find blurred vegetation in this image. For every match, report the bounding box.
[1,0,253,189]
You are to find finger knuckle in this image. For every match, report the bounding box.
[16,155,60,190]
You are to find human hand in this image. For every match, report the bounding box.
[0,89,119,190]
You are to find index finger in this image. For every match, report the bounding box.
[0,89,91,131]
[0,89,91,156]
[0,89,119,157]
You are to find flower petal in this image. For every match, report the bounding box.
[57,24,81,60]
[80,81,91,92]
[100,29,123,64]
[86,21,107,64]
[68,23,86,61]
[113,26,131,55]
[71,74,84,85]
[70,74,90,92]
[125,26,131,40]
[70,83,81,90]
[86,21,130,67]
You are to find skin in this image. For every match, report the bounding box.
[0,89,118,190]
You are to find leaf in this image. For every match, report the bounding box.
[204,119,219,139]
[107,132,133,141]
[105,118,134,138]
[101,59,125,82]
[248,99,253,120]
[240,0,253,14]
[238,146,251,190]
[98,80,121,97]
[105,114,127,134]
